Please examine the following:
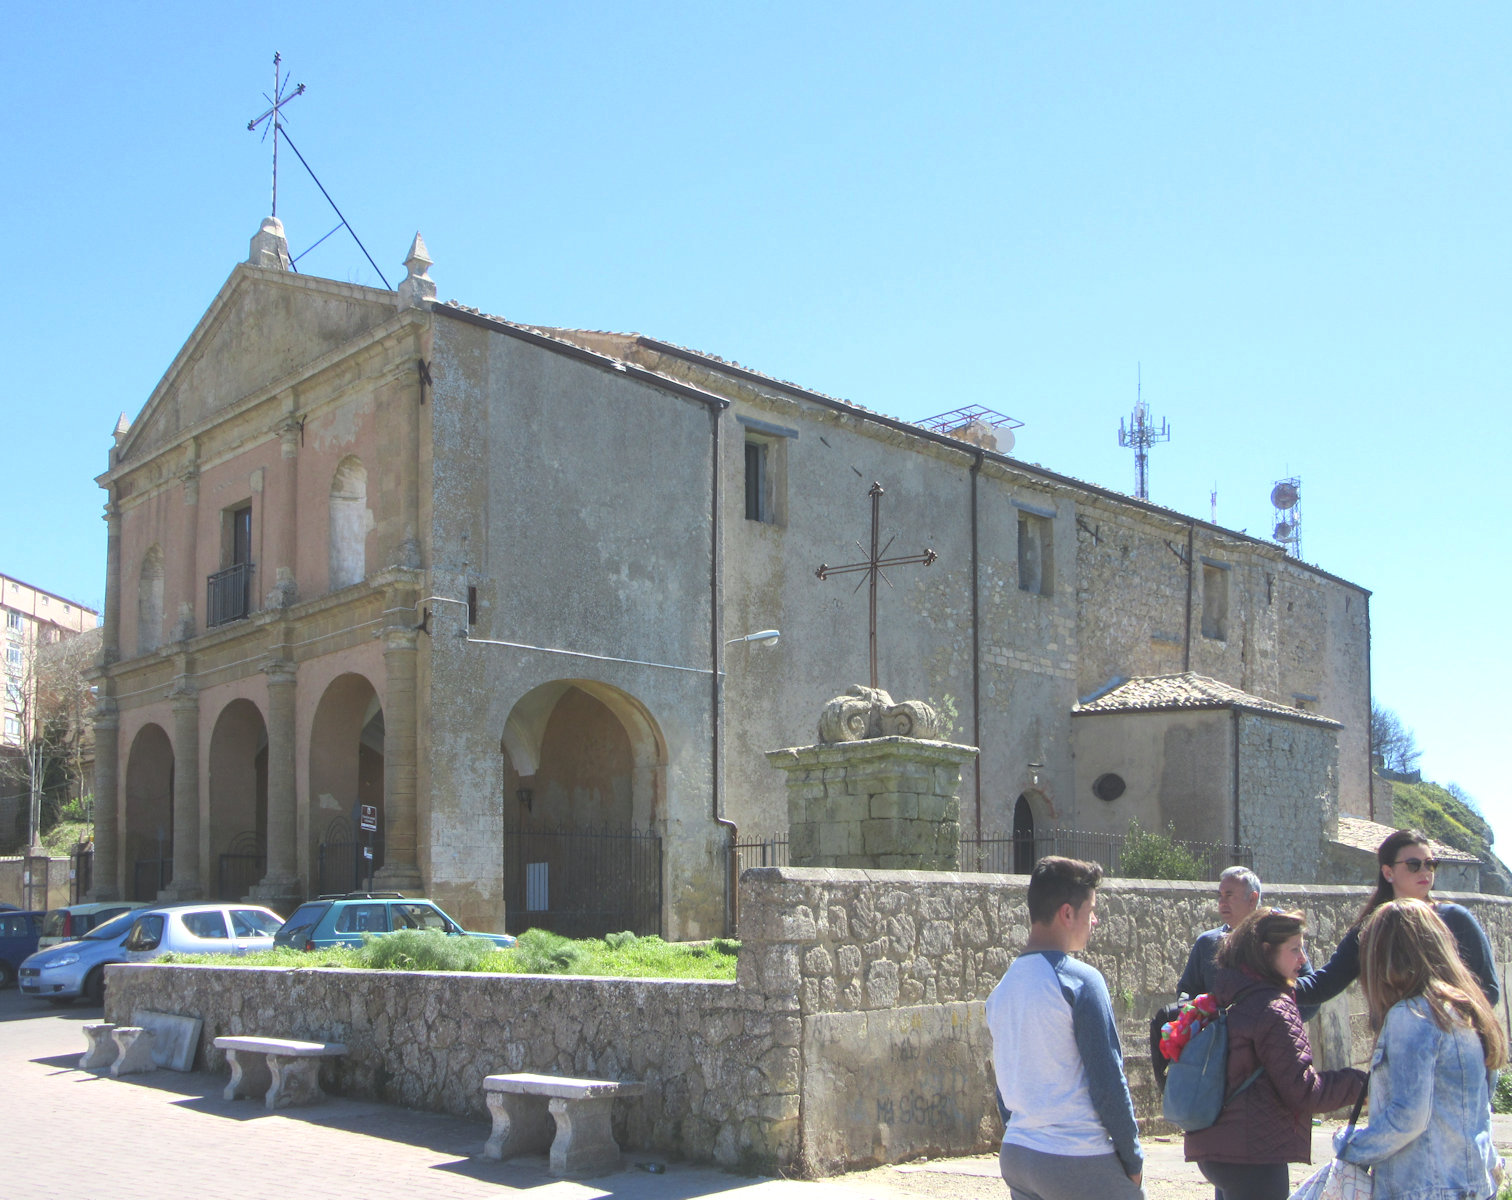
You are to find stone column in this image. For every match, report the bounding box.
[89,697,121,899]
[101,500,122,665]
[251,659,300,905]
[396,369,422,570]
[374,624,423,892]
[161,681,203,899]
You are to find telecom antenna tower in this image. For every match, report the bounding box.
[1271,477,1302,559]
[1117,369,1170,501]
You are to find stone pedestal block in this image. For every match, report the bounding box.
[767,737,977,870]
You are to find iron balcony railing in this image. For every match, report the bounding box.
[206,562,255,627]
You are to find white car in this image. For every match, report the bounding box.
[123,904,284,960]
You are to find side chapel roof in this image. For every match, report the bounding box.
[1072,671,1342,728]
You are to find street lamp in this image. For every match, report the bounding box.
[724,629,780,648]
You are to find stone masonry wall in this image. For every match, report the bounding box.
[105,868,1512,1178]
[1236,713,1339,884]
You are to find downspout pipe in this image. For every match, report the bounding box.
[1183,523,1196,672]
[970,451,984,860]
[709,407,738,935]
[1232,707,1242,855]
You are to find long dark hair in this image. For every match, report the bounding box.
[1355,828,1432,927]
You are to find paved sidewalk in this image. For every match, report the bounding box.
[6,987,1508,1200]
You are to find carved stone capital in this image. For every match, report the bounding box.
[818,685,940,744]
[262,658,297,687]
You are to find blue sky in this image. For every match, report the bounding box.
[5,4,1508,852]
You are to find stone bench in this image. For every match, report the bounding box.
[80,1022,118,1071]
[482,1072,645,1178]
[213,1036,347,1111]
[110,1027,158,1077]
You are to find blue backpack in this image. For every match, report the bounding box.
[1161,994,1263,1132]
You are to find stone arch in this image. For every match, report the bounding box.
[136,545,165,655]
[207,699,268,899]
[1012,788,1057,875]
[500,680,667,936]
[502,679,664,830]
[308,673,384,894]
[329,456,369,590]
[124,723,173,901]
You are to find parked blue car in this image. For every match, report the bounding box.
[273,892,516,951]
[0,910,43,989]
[17,909,141,1003]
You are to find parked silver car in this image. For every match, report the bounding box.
[19,902,284,1004]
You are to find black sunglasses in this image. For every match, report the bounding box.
[1392,857,1438,873]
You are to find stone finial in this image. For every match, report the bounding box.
[818,685,940,744]
[112,413,131,445]
[248,216,292,270]
[397,232,436,309]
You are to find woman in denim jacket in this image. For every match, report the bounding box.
[1335,899,1506,1200]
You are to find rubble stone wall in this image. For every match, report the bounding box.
[105,868,1512,1177]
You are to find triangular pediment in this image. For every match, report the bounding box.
[116,264,398,465]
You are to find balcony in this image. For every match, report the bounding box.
[206,562,255,628]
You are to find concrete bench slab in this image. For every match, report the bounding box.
[132,1009,203,1072]
[213,1036,347,1111]
[482,1072,645,1178]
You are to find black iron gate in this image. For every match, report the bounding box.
[133,857,172,901]
[216,831,266,900]
[503,826,661,938]
[317,815,383,896]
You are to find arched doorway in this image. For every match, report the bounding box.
[124,724,173,900]
[309,674,384,895]
[1013,794,1036,875]
[207,700,268,900]
[500,680,665,936]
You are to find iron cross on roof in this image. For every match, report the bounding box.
[246,52,306,218]
[816,482,938,691]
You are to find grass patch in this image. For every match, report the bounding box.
[40,821,91,856]
[160,930,739,980]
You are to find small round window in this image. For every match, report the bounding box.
[1092,773,1126,803]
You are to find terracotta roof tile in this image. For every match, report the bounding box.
[1332,815,1478,863]
[1073,672,1341,727]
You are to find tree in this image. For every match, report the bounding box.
[0,627,97,849]
[1370,701,1421,774]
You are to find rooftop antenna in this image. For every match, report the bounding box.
[246,52,305,219]
[1270,476,1302,559]
[1210,483,1218,524]
[1117,365,1171,501]
[245,55,392,289]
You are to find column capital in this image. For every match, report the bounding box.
[262,657,298,686]
[169,678,199,708]
[92,696,120,728]
[276,415,303,459]
[383,626,418,654]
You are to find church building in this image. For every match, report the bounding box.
[88,219,1373,937]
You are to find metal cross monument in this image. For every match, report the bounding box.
[816,482,938,690]
[246,52,306,218]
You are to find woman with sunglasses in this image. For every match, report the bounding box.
[1295,828,1499,1009]
[1333,898,1505,1198]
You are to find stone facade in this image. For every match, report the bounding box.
[102,867,1511,1177]
[92,220,1374,943]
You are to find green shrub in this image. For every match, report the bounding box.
[510,928,590,974]
[353,928,496,972]
[1117,820,1206,880]
[1494,1069,1512,1115]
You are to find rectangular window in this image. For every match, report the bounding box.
[3,716,19,740]
[526,862,549,911]
[5,646,20,669]
[1202,562,1230,640]
[5,610,19,630]
[1017,511,1054,595]
[229,504,253,567]
[745,440,769,522]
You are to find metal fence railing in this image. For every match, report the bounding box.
[206,562,255,627]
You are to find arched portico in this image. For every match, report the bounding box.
[124,723,174,901]
[501,679,666,936]
[207,699,268,900]
[308,673,384,895]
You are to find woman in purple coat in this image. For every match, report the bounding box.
[1184,910,1366,1200]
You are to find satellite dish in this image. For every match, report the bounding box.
[1271,482,1299,510]
[1274,522,1294,540]
[998,428,1016,454]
